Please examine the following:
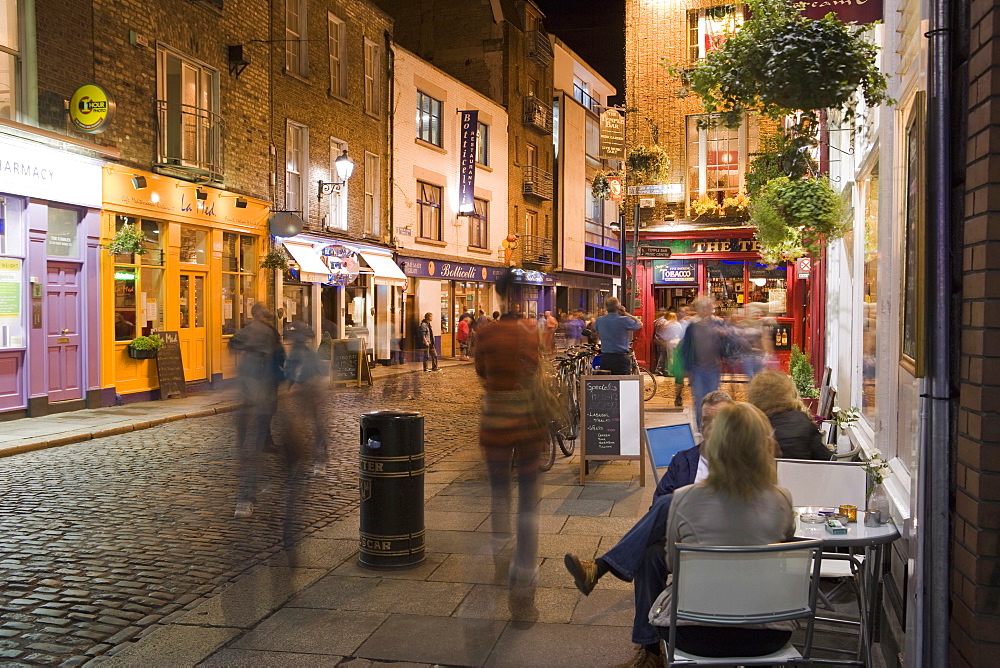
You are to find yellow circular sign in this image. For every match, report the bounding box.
[69,84,115,133]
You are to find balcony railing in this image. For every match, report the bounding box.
[520,234,553,266]
[154,99,224,182]
[522,165,553,200]
[522,95,553,134]
[525,29,553,66]
[573,84,600,113]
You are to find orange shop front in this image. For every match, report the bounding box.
[100,165,271,403]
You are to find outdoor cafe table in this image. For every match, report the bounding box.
[795,512,900,667]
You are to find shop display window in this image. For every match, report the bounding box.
[282,283,313,334]
[861,171,879,422]
[222,232,257,335]
[46,207,80,258]
[748,263,788,317]
[179,227,208,264]
[0,197,24,257]
[113,218,167,343]
[705,260,744,313]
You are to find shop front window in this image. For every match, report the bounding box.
[861,170,879,422]
[179,226,208,264]
[282,283,312,333]
[748,263,788,317]
[113,217,167,342]
[705,260,744,315]
[47,207,80,258]
[222,232,256,335]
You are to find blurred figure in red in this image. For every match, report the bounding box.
[474,311,545,599]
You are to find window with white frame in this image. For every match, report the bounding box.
[586,115,600,161]
[469,198,488,249]
[1,0,19,120]
[416,91,442,146]
[476,122,489,165]
[285,0,308,77]
[285,121,308,213]
[328,13,347,98]
[364,152,380,236]
[686,114,755,211]
[586,182,604,225]
[687,4,743,62]
[327,138,348,231]
[417,181,442,241]
[364,38,381,116]
[156,47,221,179]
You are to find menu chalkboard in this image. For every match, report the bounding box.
[579,375,644,485]
[331,339,373,387]
[153,331,186,399]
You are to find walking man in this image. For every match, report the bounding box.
[419,312,440,371]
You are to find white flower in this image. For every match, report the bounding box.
[870,448,882,459]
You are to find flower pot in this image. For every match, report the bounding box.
[128,347,158,360]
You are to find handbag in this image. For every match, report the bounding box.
[530,361,564,427]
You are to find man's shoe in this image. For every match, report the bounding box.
[564,553,599,595]
[615,647,665,668]
[674,393,683,407]
[234,501,254,518]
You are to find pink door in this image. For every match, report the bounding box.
[46,263,83,402]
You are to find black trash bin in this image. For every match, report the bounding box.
[358,410,425,569]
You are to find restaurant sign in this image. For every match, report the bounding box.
[800,0,882,24]
[398,257,504,282]
[652,260,698,284]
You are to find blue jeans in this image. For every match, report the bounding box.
[421,345,439,370]
[690,365,721,430]
[599,351,630,375]
[601,494,674,646]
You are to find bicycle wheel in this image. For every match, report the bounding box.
[539,422,558,471]
[639,367,657,402]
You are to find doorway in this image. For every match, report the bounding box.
[45,262,83,402]
[178,271,208,381]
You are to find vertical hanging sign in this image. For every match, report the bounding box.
[599,108,626,160]
[458,110,479,215]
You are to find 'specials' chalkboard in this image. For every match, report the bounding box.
[579,375,644,485]
[331,339,361,384]
[585,379,621,454]
[153,331,187,398]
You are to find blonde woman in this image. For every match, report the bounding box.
[651,402,796,657]
[747,371,834,461]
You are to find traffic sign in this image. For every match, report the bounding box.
[627,184,672,196]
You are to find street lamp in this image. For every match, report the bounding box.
[317,150,355,200]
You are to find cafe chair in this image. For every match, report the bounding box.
[658,539,823,666]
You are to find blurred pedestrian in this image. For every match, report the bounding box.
[228,303,285,518]
[457,313,472,361]
[283,321,330,475]
[594,297,642,375]
[564,310,585,347]
[419,312,440,372]
[739,303,771,379]
[653,311,682,376]
[677,296,725,430]
[474,312,545,599]
[542,310,558,351]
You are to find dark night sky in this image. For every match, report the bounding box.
[537,0,626,106]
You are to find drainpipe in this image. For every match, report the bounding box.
[918,0,953,664]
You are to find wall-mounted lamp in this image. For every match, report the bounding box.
[195,188,208,201]
[317,150,355,201]
[228,45,250,78]
[131,176,147,190]
[218,193,249,208]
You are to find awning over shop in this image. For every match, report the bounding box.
[282,242,331,283]
[359,251,407,286]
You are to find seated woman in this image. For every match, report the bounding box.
[651,402,797,657]
[748,371,834,461]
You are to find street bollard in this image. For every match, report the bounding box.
[358,410,425,569]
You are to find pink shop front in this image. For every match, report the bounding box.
[0,131,104,418]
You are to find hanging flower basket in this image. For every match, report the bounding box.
[750,176,846,264]
[591,171,623,201]
[261,247,289,271]
[626,145,670,185]
[104,221,146,256]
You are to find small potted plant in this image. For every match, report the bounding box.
[862,449,891,517]
[104,221,146,256]
[691,194,719,219]
[128,334,164,359]
[789,344,819,412]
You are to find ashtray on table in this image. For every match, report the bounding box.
[797,507,835,524]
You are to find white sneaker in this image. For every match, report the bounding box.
[234,501,254,518]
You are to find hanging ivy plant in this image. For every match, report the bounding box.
[626,144,670,185]
[751,176,846,264]
[684,0,892,128]
[260,247,289,271]
[746,130,818,198]
[591,171,623,201]
[103,221,146,256]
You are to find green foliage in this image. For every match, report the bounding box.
[684,0,892,128]
[104,221,146,256]
[745,130,818,198]
[751,176,846,264]
[261,247,288,271]
[591,171,622,201]
[626,144,670,185]
[789,344,819,399]
[128,334,164,351]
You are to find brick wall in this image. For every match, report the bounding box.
[270,0,393,242]
[953,0,1000,664]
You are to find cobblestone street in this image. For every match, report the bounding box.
[0,366,484,665]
